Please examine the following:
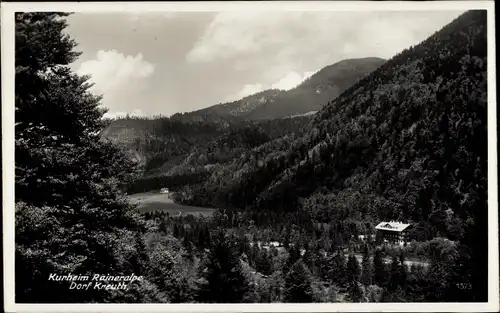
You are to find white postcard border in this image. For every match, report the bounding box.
[1,1,498,312]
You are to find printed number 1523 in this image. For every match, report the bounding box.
[456,283,472,290]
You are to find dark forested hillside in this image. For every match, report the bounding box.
[108,114,313,193]
[171,57,386,122]
[171,89,286,123]
[245,57,387,120]
[102,117,228,174]
[175,10,488,301]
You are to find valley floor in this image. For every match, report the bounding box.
[129,191,216,216]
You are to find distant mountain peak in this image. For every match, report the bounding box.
[172,57,386,122]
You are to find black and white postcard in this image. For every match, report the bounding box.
[2,1,498,312]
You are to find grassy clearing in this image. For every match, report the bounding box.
[129,192,216,217]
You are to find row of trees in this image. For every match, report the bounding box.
[139,211,465,303]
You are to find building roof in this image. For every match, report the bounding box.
[375,221,411,232]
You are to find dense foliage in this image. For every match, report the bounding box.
[112,115,312,193]
[135,211,463,303]
[15,12,155,302]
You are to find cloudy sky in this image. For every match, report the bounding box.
[65,10,464,118]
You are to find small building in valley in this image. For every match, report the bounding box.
[375,221,412,245]
[160,188,169,194]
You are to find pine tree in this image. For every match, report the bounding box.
[346,281,367,303]
[146,244,181,302]
[406,264,428,301]
[283,227,291,249]
[303,242,323,277]
[15,12,144,303]
[302,246,319,276]
[283,260,314,303]
[198,228,249,303]
[129,231,149,275]
[398,252,408,292]
[284,243,301,275]
[360,244,373,285]
[158,218,168,233]
[183,232,195,263]
[424,249,456,301]
[255,248,273,276]
[373,249,387,287]
[325,250,347,287]
[346,254,361,283]
[388,255,400,291]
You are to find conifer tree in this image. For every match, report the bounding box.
[130,231,149,275]
[398,252,408,292]
[283,227,291,249]
[147,244,181,302]
[373,249,387,287]
[15,12,145,303]
[360,244,373,285]
[158,218,168,233]
[183,233,195,263]
[283,260,314,303]
[324,250,347,287]
[346,281,367,303]
[346,254,361,282]
[173,223,180,238]
[198,228,249,303]
[388,255,400,291]
[255,248,273,276]
[284,243,301,275]
[303,242,324,276]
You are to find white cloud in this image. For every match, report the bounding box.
[186,11,463,66]
[77,50,155,116]
[271,70,316,91]
[238,83,264,98]
[225,83,264,102]
[186,11,304,63]
[224,68,316,103]
[78,50,155,92]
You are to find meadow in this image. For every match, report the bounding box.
[129,191,216,216]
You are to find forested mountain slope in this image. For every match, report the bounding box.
[101,117,228,173]
[121,115,313,193]
[177,11,488,300]
[102,114,313,193]
[102,58,385,177]
[171,57,386,122]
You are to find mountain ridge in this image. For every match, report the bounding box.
[171,57,386,122]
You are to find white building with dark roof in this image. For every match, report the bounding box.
[375,221,412,245]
